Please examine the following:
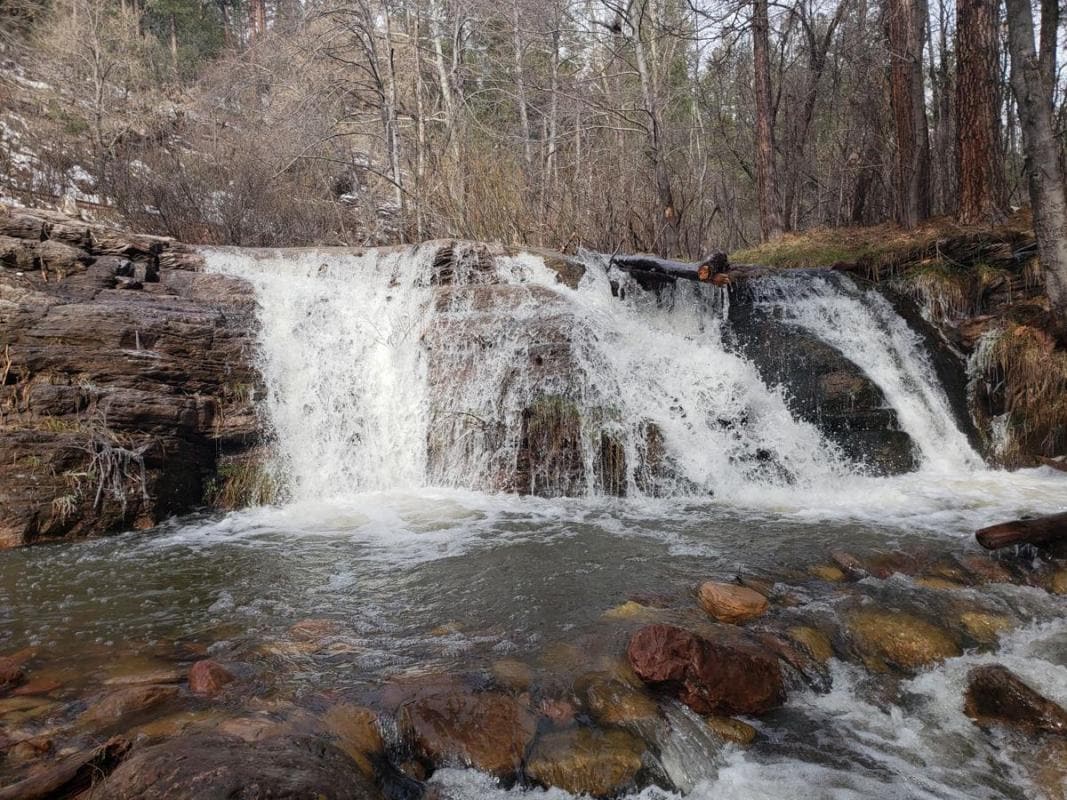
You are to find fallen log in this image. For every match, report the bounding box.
[611,252,729,283]
[976,511,1067,550]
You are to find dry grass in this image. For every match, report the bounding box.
[205,460,277,510]
[972,324,1067,465]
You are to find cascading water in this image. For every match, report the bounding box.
[204,245,981,503]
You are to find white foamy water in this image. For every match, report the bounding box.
[204,244,1064,524]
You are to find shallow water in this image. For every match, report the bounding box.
[2,471,1066,797]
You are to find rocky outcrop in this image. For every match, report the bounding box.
[0,203,262,548]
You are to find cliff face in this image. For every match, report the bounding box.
[0,204,262,548]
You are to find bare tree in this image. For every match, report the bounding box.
[1005,0,1067,340]
[752,0,782,240]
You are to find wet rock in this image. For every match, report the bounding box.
[215,715,288,742]
[188,659,235,697]
[289,618,342,641]
[808,564,847,582]
[964,664,1067,735]
[1051,568,1067,595]
[79,684,180,730]
[786,626,834,664]
[958,554,1017,584]
[6,735,53,765]
[323,704,384,778]
[0,656,25,694]
[602,600,662,622]
[92,733,381,799]
[705,715,757,745]
[581,675,660,725]
[1031,738,1067,800]
[915,576,967,591]
[846,609,960,672]
[491,659,533,691]
[12,677,62,696]
[958,611,1013,645]
[697,581,769,624]
[397,689,536,778]
[627,624,785,716]
[539,697,577,727]
[0,736,131,800]
[525,727,645,797]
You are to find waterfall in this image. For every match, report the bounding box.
[204,245,981,502]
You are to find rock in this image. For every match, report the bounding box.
[0,204,262,548]
[915,576,966,591]
[323,704,384,778]
[215,715,288,742]
[491,658,533,691]
[847,609,960,672]
[964,664,1067,735]
[1031,738,1067,800]
[397,689,536,778]
[0,736,130,800]
[539,697,577,727]
[1051,568,1067,595]
[697,581,769,624]
[525,727,645,797]
[188,659,235,697]
[602,600,661,621]
[7,735,53,764]
[627,624,785,715]
[0,656,25,693]
[79,684,180,730]
[289,618,341,641]
[787,626,834,664]
[582,675,660,725]
[958,611,1013,645]
[92,733,381,799]
[808,564,846,582]
[705,715,757,745]
[958,554,1017,584]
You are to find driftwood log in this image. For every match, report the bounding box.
[609,252,774,291]
[976,511,1067,550]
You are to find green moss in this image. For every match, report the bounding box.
[205,461,277,509]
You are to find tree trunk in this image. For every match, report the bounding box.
[976,511,1067,549]
[885,0,931,227]
[1005,0,1067,341]
[753,0,783,241]
[956,0,1006,224]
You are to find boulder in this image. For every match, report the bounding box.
[964,664,1067,735]
[627,624,785,715]
[957,611,1013,645]
[92,733,381,799]
[188,660,235,697]
[846,609,960,672]
[397,689,536,778]
[697,581,769,624]
[525,727,645,797]
[323,704,384,778]
[0,656,25,694]
[786,626,834,664]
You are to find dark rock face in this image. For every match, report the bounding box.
[93,734,382,799]
[626,623,786,715]
[964,664,1067,735]
[0,204,262,547]
[727,279,918,475]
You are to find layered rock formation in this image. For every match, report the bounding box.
[0,203,262,547]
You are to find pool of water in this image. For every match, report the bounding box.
[2,468,1066,798]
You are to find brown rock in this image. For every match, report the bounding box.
[964,664,1067,735]
[323,704,384,778]
[525,727,645,797]
[92,733,380,800]
[847,609,960,672]
[582,676,659,725]
[808,564,846,582]
[958,611,1013,645]
[0,736,130,800]
[491,658,533,691]
[627,624,785,715]
[188,659,235,697]
[540,697,577,727]
[958,554,1016,584]
[1031,738,1067,800]
[1051,568,1067,595]
[697,581,769,624]
[397,690,536,778]
[705,715,757,745]
[0,656,25,693]
[787,626,834,664]
[79,684,180,730]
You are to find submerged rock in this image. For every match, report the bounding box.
[525,727,646,797]
[322,704,384,778]
[581,674,660,725]
[697,581,769,624]
[79,684,180,730]
[846,609,960,672]
[0,656,25,694]
[92,733,381,799]
[397,689,536,778]
[187,659,235,697]
[627,624,785,715]
[964,664,1067,735]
